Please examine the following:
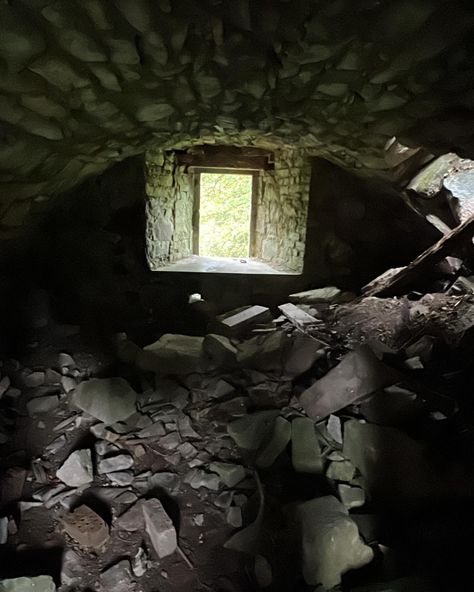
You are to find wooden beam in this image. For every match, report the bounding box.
[176,145,274,170]
[363,214,474,298]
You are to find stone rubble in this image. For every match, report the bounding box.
[1,271,473,591]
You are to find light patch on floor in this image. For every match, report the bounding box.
[155,255,298,274]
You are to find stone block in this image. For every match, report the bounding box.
[228,410,279,450]
[73,378,137,424]
[98,454,134,474]
[291,417,323,474]
[300,346,396,421]
[142,498,177,559]
[56,449,93,487]
[138,334,206,374]
[256,416,291,468]
[209,462,246,488]
[61,505,109,550]
[296,496,373,588]
[213,305,272,338]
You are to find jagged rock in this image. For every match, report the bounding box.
[61,504,109,550]
[115,500,146,532]
[142,498,177,558]
[138,334,207,374]
[107,471,134,486]
[283,334,325,378]
[100,560,132,592]
[44,435,67,456]
[289,286,354,303]
[0,576,56,591]
[300,346,397,420]
[227,410,279,450]
[256,416,291,468]
[22,371,45,388]
[177,416,200,439]
[183,469,220,490]
[326,460,356,482]
[236,332,285,372]
[296,496,373,588]
[327,414,343,444]
[159,431,181,450]
[203,334,237,367]
[56,449,93,487]
[98,454,134,474]
[27,395,59,415]
[58,353,75,369]
[226,506,242,527]
[338,484,366,509]
[73,378,137,423]
[291,417,323,474]
[209,462,246,488]
[137,421,166,438]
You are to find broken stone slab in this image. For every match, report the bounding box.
[226,506,243,528]
[142,498,177,558]
[283,334,325,378]
[148,471,180,493]
[73,378,137,424]
[56,449,93,487]
[237,331,286,373]
[183,469,220,490]
[338,484,366,509]
[177,415,200,439]
[295,496,373,588]
[100,560,132,592]
[343,419,432,499]
[300,346,397,421]
[115,500,146,532]
[138,334,207,375]
[60,376,76,393]
[60,504,109,550]
[107,471,134,486]
[256,416,291,468]
[211,305,273,338]
[203,333,238,368]
[137,421,165,438]
[0,576,56,591]
[26,394,59,415]
[327,414,343,444]
[291,417,323,474]
[278,303,319,328]
[58,352,75,369]
[326,460,356,482]
[209,462,246,488]
[22,371,46,388]
[159,431,181,450]
[98,454,134,474]
[227,410,279,450]
[289,286,354,304]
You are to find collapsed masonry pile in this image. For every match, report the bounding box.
[0,233,473,591]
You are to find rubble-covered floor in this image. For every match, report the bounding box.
[0,276,473,592]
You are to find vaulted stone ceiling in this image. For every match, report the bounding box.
[1,0,473,218]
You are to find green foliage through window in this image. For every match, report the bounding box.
[199,173,252,258]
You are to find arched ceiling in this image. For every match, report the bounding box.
[1,0,473,221]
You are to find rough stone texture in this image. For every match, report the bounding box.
[142,498,177,559]
[73,378,137,424]
[0,0,472,227]
[145,147,310,272]
[56,449,93,487]
[296,496,373,588]
[291,417,323,474]
[0,577,56,591]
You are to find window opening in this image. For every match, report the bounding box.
[198,172,253,258]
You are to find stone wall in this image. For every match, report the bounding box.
[0,0,473,228]
[145,146,311,272]
[255,149,311,272]
[145,150,194,267]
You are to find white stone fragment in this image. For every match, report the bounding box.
[56,449,93,487]
[142,498,177,558]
